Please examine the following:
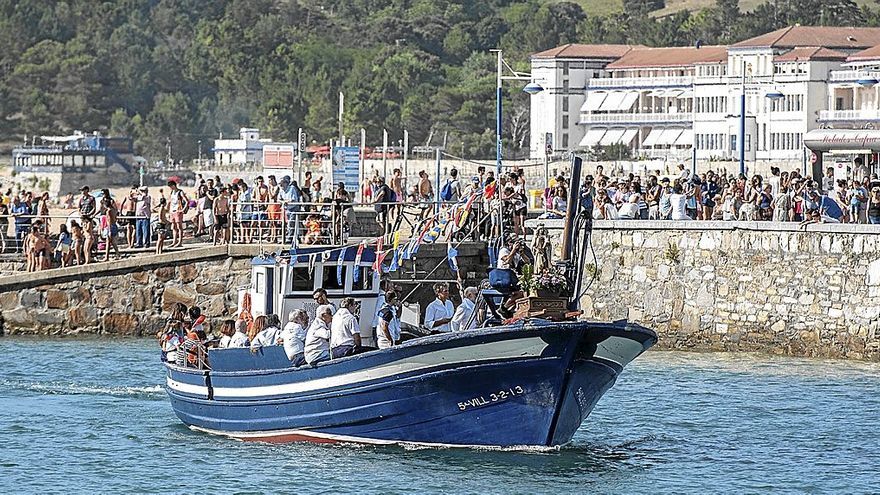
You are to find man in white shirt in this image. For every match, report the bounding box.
[450,286,479,331]
[229,320,249,348]
[331,297,361,358]
[279,309,309,366]
[305,305,334,365]
[376,290,402,349]
[424,282,455,333]
[617,195,640,220]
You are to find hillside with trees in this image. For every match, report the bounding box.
[0,0,877,161]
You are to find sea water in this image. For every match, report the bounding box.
[1,338,878,494]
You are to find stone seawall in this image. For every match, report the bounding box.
[535,220,880,361]
[0,251,251,336]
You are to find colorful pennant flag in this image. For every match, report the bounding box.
[447,241,459,273]
[337,247,347,286]
[372,237,385,271]
[353,241,365,283]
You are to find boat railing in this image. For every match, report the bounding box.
[176,338,211,370]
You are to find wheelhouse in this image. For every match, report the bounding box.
[243,246,381,343]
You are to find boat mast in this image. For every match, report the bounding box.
[559,156,592,311]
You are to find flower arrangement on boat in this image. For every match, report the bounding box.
[520,263,568,297]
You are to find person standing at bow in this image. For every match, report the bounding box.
[425,282,455,333]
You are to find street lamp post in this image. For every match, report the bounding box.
[491,48,544,238]
[738,60,785,178]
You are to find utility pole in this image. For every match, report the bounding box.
[360,128,366,201]
[403,129,409,183]
[382,128,388,178]
[338,92,344,146]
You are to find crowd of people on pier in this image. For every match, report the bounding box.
[583,162,880,224]
[158,281,481,368]
[5,157,880,273]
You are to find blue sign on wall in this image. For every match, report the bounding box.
[332,146,360,195]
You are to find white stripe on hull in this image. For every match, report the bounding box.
[168,337,550,399]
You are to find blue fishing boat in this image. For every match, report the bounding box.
[163,157,657,447]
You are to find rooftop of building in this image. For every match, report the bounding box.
[846,43,880,62]
[733,26,880,50]
[773,46,848,62]
[605,45,727,69]
[531,43,639,59]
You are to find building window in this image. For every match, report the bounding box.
[562,117,569,129]
[562,98,569,112]
[562,134,569,148]
[563,62,569,76]
[731,135,737,152]
[562,80,569,92]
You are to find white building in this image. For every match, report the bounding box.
[810,43,880,179]
[213,128,268,166]
[723,26,880,170]
[533,26,880,172]
[578,45,727,162]
[529,44,637,159]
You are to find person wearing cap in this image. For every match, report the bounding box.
[613,179,628,208]
[78,186,96,218]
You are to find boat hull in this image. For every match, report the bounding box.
[165,321,655,447]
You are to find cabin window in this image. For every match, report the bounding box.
[352,265,375,291]
[255,272,265,294]
[321,266,345,291]
[288,267,313,292]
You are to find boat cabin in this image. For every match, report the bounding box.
[243,246,382,343]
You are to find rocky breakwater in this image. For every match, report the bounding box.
[531,219,880,361]
[0,246,251,336]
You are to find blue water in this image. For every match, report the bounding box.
[1,338,878,494]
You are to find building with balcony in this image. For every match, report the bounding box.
[528,44,638,159]
[578,45,727,161]
[809,44,880,178]
[532,25,880,172]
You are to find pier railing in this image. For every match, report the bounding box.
[0,197,501,271]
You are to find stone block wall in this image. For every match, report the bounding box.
[0,257,250,336]
[535,220,880,361]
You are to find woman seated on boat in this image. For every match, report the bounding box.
[279,309,309,366]
[330,297,361,358]
[250,314,281,349]
[217,320,236,348]
[305,304,334,365]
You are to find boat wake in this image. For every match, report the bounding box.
[0,380,163,400]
